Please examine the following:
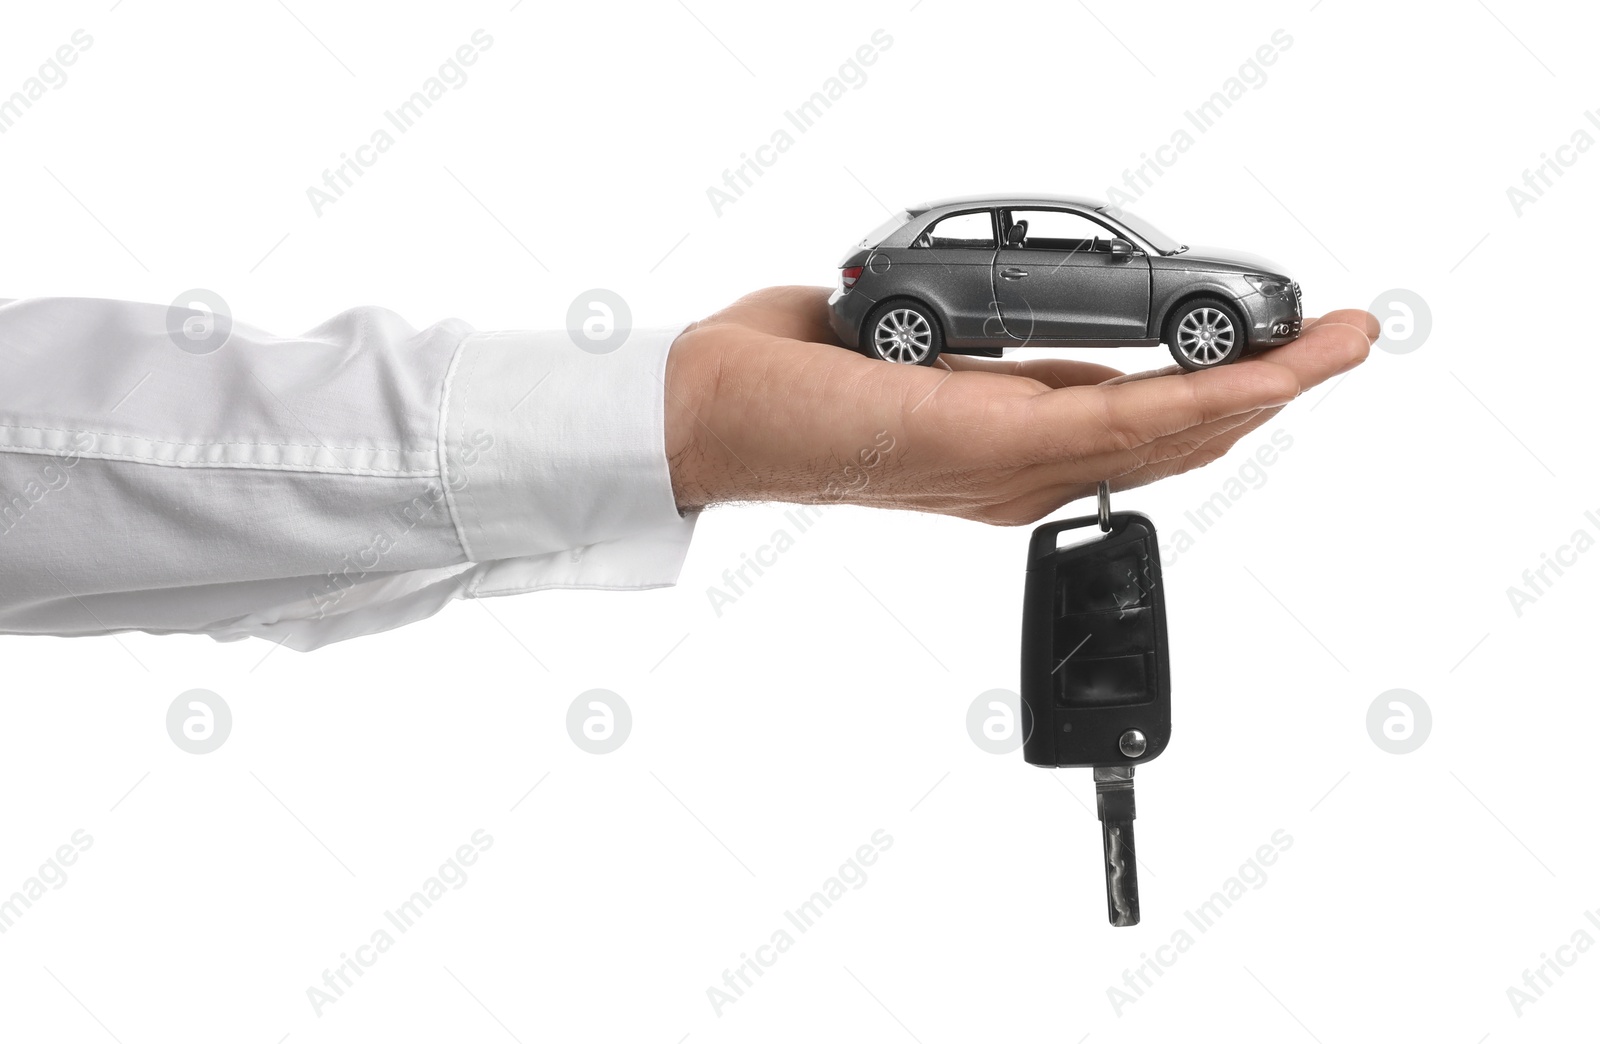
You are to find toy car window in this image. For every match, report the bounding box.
[917,211,996,249]
[1101,207,1180,255]
[1004,209,1118,252]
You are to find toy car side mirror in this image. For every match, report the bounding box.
[1109,237,1137,257]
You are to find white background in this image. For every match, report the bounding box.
[1,0,1595,1040]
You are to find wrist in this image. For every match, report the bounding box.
[663,325,723,513]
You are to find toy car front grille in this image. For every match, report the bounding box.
[1291,281,1302,314]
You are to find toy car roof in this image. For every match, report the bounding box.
[908,192,1111,215]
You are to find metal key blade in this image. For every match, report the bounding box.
[1094,766,1140,927]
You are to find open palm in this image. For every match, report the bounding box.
[664,287,1374,524]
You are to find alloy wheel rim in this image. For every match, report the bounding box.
[874,309,934,364]
[1176,307,1235,366]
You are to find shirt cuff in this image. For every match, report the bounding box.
[440,322,697,587]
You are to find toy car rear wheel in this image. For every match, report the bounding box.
[864,301,943,366]
[1165,298,1244,371]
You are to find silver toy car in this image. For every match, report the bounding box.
[827,193,1301,371]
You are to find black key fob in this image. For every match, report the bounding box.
[1019,507,1172,927]
[1020,511,1171,768]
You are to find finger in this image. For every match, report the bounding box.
[1006,406,1282,525]
[987,403,1286,524]
[1112,404,1287,490]
[1092,313,1370,444]
[1134,404,1284,476]
[1302,308,1379,338]
[1101,364,1185,386]
[1246,312,1375,382]
[1032,406,1272,490]
[938,353,1126,387]
[1099,309,1380,387]
[1024,361,1299,458]
[1195,403,1284,452]
[1125,406,1272,472]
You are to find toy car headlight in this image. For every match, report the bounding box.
[1245,275,1290,297]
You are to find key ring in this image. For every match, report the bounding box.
[1097,481,1111,532]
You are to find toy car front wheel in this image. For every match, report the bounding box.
[863,301,943,366]
[1165,298,1243,371]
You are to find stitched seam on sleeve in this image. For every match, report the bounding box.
[438,329,477,561]
[0,440,434,476]
[0,445,435,476]
[458,338,490,561]
[0,422,414,452]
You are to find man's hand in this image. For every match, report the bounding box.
[664,287,1374,525]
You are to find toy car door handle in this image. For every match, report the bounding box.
[1000,267,1029,279]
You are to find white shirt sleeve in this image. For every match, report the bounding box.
[0,297,698,651]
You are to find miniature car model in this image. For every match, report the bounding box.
[827,194,1301,371]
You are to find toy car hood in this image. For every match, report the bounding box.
[1168,244,1291,279]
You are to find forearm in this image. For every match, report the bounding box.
[0,297,695,649]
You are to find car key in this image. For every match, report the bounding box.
[1019,484,1172,927]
